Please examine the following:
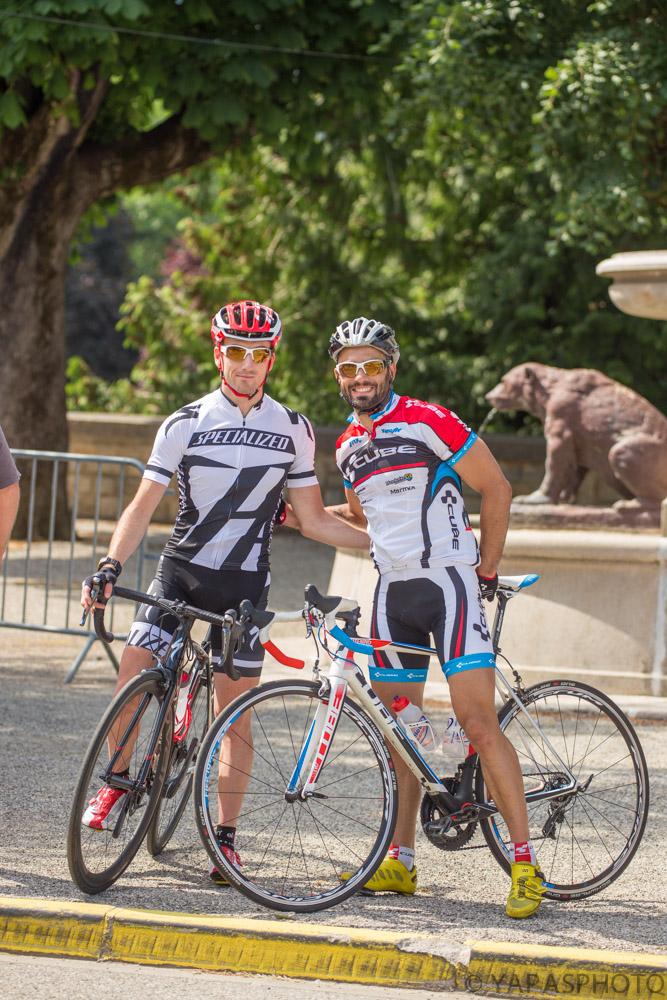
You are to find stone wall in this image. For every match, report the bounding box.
[66,412,622,522]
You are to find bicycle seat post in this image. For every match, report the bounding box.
[490,590,511,655]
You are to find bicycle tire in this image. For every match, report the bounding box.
[146,655,213,857]
[477,679,649,900]
[193,678,398,913]
[67,670,173,894]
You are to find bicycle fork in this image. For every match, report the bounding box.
[284,662,349,801]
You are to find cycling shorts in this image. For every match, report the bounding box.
[369,564,495,683]
[126,556,269,678]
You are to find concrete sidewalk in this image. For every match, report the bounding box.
[2,895,666,998]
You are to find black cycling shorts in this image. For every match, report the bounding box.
[126,555,270,678]
[370,565,495,683]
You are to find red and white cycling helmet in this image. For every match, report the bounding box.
[211,300,283,348]
[328,317,399,362]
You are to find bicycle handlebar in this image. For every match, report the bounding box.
[241,585,360,641]
[84,581,240,651]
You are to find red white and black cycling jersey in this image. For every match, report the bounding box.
[335,393,480,574]
[143,387,318,572]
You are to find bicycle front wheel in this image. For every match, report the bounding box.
[477,679,649,900]
[146,656,213,856]
[67,670,173,894]
[193,679,398,913]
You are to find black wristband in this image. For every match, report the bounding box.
[97,556,122,577]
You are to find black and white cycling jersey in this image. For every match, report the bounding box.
[143,387,318,572]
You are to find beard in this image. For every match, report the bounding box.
[338,371,394,414]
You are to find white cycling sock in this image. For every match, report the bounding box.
[388,845,415,870]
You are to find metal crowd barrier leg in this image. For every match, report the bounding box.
[63,632,121,684]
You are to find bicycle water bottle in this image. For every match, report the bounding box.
[175,668,196,740]
[393,696,437,753]
[441,714,470,759]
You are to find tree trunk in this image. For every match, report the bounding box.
[0,190,73,536]
[0,86,216,536]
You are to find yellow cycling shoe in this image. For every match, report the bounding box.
[506,862,546,918]
[341,858,418,894]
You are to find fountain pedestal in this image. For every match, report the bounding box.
[329,529,666,697]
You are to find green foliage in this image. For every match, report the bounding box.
[0,1,399,145]
[380,0,667,425]
[66,0,667,430]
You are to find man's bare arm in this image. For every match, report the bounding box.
[81,479,167,609]
[454,438,512,578]
[289,485,368,549]
[326,486,367,530]
[0,481,20,569]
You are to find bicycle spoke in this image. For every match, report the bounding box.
[478,680,649,899]
[194,680,397,911]
[68,672,171,893]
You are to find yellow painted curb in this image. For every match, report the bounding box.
[465,940,667,1000]
[2,896,666,998]
[0,897,460,988]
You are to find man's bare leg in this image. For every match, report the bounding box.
[448,667,529,842]
[371,678,427,849]
[214,672,259,826]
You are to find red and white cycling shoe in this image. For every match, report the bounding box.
[82,786,128,831]
[209,845,243,885]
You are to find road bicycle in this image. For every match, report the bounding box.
[193,574,649,913]
[67,584,241,894]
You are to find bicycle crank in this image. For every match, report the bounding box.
[420,790,478,851]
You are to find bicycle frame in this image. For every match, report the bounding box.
[264,578,584,822]
[92,600,213,837]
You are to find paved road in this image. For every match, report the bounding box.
[0,636,665,960]
[0,533,666,967]
[0,953,469,1000]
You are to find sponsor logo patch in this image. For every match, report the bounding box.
[189,428,291,451]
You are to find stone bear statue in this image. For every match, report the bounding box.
[485,362,667,508]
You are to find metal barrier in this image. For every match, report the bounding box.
[1,449,155,683]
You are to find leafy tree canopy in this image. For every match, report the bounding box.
[385,0,667,420]
[0,0,402,454]
[64,0,667,430]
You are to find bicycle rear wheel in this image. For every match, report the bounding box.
[67,670,173,894]
[477,679,649,900]
[146,655,213,856]
[193,678,398,913]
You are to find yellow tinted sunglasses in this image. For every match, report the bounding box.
[220,344,272,363]
[335,358,390,378]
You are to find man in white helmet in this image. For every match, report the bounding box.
[324,317,545,919]
[80,300,366,880]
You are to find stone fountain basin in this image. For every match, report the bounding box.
[596,249,667,319]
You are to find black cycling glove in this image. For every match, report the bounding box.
[477,572,499,602]
[83,565,119,604]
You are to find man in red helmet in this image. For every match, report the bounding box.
[80,300,366,873]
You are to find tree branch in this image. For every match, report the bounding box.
[69,116,241,212]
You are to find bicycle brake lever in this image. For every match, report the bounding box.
[79,581,101,628]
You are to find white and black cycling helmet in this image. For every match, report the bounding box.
[211,300,283,347]
[328,317,399,362]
